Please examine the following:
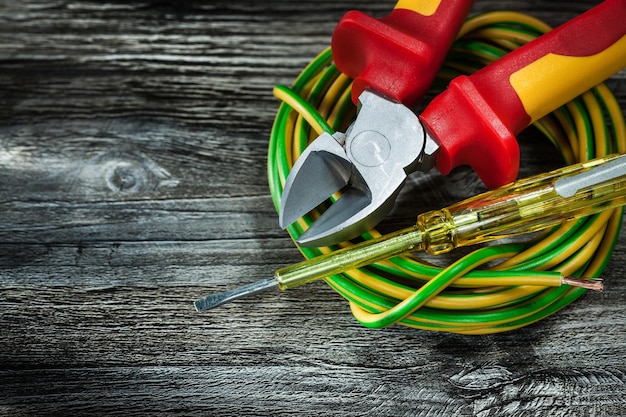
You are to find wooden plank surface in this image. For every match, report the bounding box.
[1,1,625,415]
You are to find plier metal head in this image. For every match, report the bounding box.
[279,90,439,247]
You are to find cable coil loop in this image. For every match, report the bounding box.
[267,12,625,333]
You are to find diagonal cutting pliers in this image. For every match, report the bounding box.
[280,0,475,243]
[279,0,626,248]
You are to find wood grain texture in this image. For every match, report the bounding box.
[0,1,625,416]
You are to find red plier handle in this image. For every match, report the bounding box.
[332,0,475,107]
[422,0,626,188]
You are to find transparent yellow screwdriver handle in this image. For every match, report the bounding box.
[421,154,626,254]
[276,154,626,289]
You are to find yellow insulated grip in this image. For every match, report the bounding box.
[510,34,626,123]
[394,0,442,16]
[457,0,626,135]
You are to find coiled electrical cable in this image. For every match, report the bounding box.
[266,11,625,333]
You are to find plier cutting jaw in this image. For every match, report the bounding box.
[280,0,626,248]
[279,90,440,246]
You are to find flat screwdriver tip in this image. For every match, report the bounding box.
[194,277,278,312]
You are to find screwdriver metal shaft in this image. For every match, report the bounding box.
[195,154,626,312]
[194,277,277,312]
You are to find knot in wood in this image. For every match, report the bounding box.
[105,161,144,193]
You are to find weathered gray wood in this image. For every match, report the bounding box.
[1,1,625,416]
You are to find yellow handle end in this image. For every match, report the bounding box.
[510,34,626,123]
[394,0,442,16]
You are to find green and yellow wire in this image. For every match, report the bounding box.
[266,11,625,334]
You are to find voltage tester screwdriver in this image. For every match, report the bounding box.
[195,154,625,312]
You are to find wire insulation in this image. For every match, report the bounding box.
[267,11,625,333]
